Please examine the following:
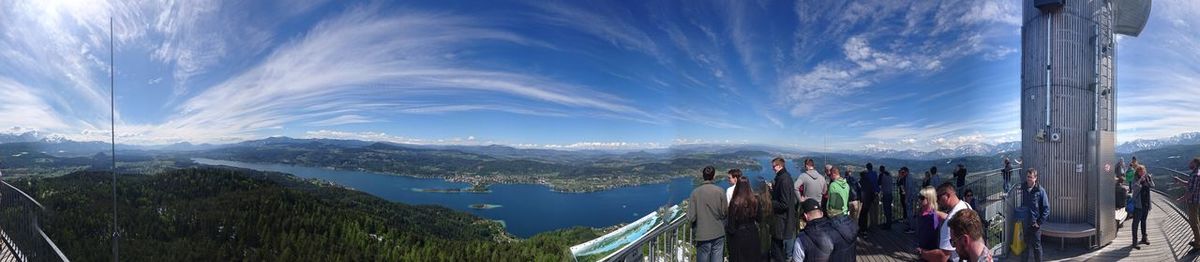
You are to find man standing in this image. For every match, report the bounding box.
[920,182,972,262]
[859,163,879,233]
[928,166,941,189]
[846,169,862,223]
[949,209,993,262]
[1174,157,1200,252]
[1127,157,1139,188]
[769,157,799,261]
[1022,169,1050,262]
[901,167,920,234]
[879,166,895,230]
[954,164,968,189]
[792,199,858,262]
[826,166,850,217]
[688,166,728,262]
[1003,158,1014,192]
[795,158,827,209]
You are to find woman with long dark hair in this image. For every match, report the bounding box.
[725,170,761,261]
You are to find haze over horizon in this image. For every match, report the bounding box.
[3,0,1198,152]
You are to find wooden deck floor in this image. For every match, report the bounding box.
[855,192,1200,262]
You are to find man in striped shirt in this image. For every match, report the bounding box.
[1174,157,1200,252]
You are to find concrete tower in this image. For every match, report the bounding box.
[1019,0,1150,247]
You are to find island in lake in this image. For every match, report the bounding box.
[469,204,503,210]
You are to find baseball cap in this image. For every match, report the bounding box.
[800,198,820,213]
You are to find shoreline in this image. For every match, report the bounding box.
[191,157,701,193]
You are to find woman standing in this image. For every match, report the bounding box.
[1131,165,1154,249]
[914,186,946,261]
[725,174,762,261]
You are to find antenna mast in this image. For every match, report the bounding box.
[110,17,119,262]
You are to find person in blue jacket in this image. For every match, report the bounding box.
[1022,168,1050,262]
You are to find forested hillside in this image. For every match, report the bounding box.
[17,168,597,261]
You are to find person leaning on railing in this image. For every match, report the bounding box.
[1172,157,1200,252]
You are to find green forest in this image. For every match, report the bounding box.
[15,167,599,261]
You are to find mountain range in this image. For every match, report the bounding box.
[3,128,1198,160]
[1116,132,1200,154]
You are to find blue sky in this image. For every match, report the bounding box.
[0,0,1195,151]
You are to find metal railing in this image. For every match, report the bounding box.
[0,181,69,262]
[1151,166,1197,209]
[604,205,692,262]
[957,167,1021,258]
[960,167,1023,203]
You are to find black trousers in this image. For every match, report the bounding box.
[860,195,876,230]
[1132,205,1151,243]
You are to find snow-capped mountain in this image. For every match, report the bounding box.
[1117,132,1200,153]
[0,129,43,143]
[854,141,1022,160]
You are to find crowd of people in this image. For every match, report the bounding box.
[685,157,1018,261]
[683,155,1200,262]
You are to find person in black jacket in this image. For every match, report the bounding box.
[726,172,762,262]
[954,164,968,189]
[1131,165,1153,249]
[769,157,799,261]
[793,198,858,262]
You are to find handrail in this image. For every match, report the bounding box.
[604,205,690,261]
[0,180,70,262]
[1152,166,1191,180]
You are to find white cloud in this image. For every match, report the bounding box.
[0,78,71,131]
[529,2,659,57]
[515,142,666,150]
[779,0,1018,119]
[1110,0,1200,143]
[304,130,433,145]
[307,115,374,127]
[111,6,657,145]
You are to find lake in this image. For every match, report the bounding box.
[193,157,781,238]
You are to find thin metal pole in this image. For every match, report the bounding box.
[110,17,119,262]
[1045,13,1053,127]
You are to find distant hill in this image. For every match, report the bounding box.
[19,167,598,261]
[1120,144,1200,170]
[193,137,763,192]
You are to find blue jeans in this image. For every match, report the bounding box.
[696,236,725,262]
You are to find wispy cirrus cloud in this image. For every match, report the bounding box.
[1113,0,1200,143]
[779,0,1016,118]
[122,6,657,144]
[0,78,71,131]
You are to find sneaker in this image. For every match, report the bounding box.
[904,229,916,234]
